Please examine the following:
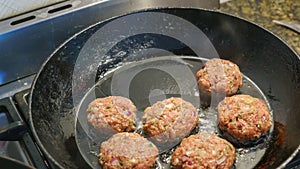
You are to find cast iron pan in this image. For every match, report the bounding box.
[29,8,300,169]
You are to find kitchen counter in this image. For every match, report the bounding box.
[220,0,300,55]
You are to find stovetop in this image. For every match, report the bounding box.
[0,0,299,168]
[0,81,48,168]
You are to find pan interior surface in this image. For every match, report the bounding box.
[75,56,274,169]
[29,8,300,169]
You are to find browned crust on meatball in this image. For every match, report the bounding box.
[171,133,236,169]
[196,58,243,96]
[87,96,136,133]
[218,94,273,143]
[142,97,199,142]
[99,132,158,169]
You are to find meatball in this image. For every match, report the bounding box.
[196,58,243,96]
[171,133,236,169]
[142,97,198,142]
[218,94,273,143]
[87,96,136,133]
[99,132,158,169]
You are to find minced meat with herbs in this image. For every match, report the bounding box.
[99,132,158,169]
[196,58,243,96]
[171,133,236,169]
[218,94,273,143]
[142,97,199,142]
[87,96,136,133]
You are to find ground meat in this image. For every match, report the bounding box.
[171,133,236,169]
[196,58,243,96]
[99,132,158,169]
[87,96,136,133]
[142,97,199,142]
[218,94,273,143]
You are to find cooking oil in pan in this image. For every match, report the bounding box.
[74,56,274,169]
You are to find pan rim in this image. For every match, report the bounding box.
[28,6,300,169]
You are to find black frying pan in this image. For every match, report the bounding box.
[29,8,300,169]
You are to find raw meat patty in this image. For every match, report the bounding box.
[99,132,158,169]
[87,96,136,133]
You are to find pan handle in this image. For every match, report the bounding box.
[0,121,27,141]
